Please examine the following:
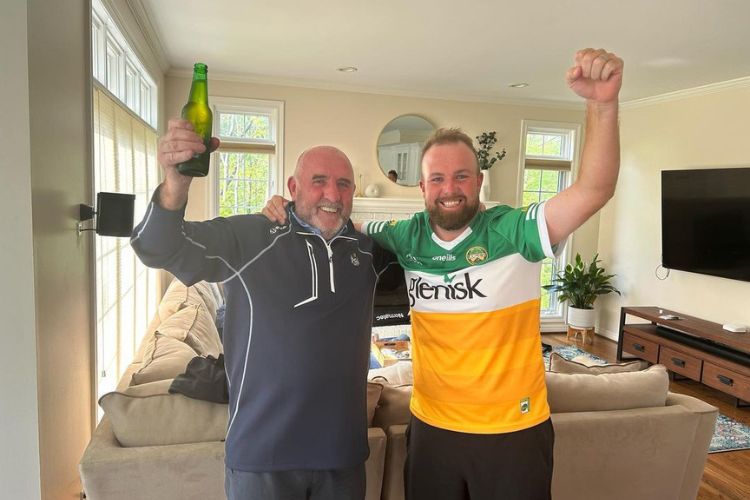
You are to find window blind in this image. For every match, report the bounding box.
[93,85,160,401]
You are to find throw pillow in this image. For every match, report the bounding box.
[131,335,198,385]
[154,304,222,358]
[367,382,384,426]
[545,364,669,413]
[372,383,412,430]
[549,352,649,374]
[159,278,216,321]
[192,281,220,320]
[99,379,228,447]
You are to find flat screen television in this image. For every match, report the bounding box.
[662,168,750,282]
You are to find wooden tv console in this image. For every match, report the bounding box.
[617,306,750,407]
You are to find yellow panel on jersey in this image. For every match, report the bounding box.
[409,299,550,433]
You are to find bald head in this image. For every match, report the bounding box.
[294,146,354,179]
[288,145,356,240]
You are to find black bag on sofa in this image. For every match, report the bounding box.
[169,354,229,404]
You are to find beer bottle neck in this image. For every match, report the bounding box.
[187,75,208,104]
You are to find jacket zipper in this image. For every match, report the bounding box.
[297,232,357,294]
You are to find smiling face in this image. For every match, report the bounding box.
[288,146,355,240]
[420,141,483,240]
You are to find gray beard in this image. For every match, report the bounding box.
[427,198,480,231]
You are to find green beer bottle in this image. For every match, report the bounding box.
[177,63,213,177]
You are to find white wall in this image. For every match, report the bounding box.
[0,1,42,498]
[596,85,750,339]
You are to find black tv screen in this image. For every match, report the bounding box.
[662,168,750,282]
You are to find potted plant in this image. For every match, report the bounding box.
[475,131,507,201]
[543,253,620,329]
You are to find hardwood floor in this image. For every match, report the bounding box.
[543,332,750,500]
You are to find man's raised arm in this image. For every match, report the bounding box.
[544,48,623,246]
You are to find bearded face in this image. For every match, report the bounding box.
[427,193,480,231]
[420,142,483,238]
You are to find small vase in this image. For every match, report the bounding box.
[479,170,491,202]
[364,183,380,198]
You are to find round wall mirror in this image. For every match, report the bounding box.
[376,115,435,187]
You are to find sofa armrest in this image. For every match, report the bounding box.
[666,392,718,500]
[551,402,716,500]
[80,417,225,500]
[381,424,407,500]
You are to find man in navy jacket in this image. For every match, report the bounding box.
[132,118,395,500]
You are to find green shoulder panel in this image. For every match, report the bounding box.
[484,203,547,262]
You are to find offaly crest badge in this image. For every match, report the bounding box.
[465,246,488,265]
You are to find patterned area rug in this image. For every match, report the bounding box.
[545,344,750,454]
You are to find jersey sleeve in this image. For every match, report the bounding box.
[361,219,407,254]
[487,201,565,262]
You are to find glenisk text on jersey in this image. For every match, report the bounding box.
[408,273,486,306]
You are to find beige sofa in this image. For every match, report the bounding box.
[80,280,717,500]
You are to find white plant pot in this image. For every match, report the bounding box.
[479,171,491,202]
[567,306,596,329]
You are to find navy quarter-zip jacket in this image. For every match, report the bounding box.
[131,194,395,472]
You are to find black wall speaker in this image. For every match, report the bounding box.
[95,192,135,237]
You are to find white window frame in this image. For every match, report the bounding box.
[91,0,157,127]
[207,96,285,218]
[517,120,581,331]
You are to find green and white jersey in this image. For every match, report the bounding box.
[362,202,564,434]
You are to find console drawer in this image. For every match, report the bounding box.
[702,362,750,401]
[622,332,659,364]
[658,346,702,381]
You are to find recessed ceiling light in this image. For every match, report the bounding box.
[509,82,529,88]
[337,66,358,73]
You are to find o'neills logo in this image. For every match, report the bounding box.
[465,246,488,265]
[408,273,486,306]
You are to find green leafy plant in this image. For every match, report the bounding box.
[543,253,620,309]
[475,131,507,170]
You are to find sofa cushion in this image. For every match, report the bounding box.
[545,364,669,413]
[134,279,216,363]
[131,334,198,385]
[154,304,222,358]
[99,379,228,447]
[160,278,216,321]
[373,383,412,429]
[549,352,649,374]
[367,382,384,426]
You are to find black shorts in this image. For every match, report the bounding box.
[404,416,554,500]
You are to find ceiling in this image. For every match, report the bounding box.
[138,0,750,106]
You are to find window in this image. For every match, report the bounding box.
[518,121,580,327]
[91,0,160,409]
[208,97,285,217]
[92,0,156,127]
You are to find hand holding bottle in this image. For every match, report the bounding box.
[156,118,220,210]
